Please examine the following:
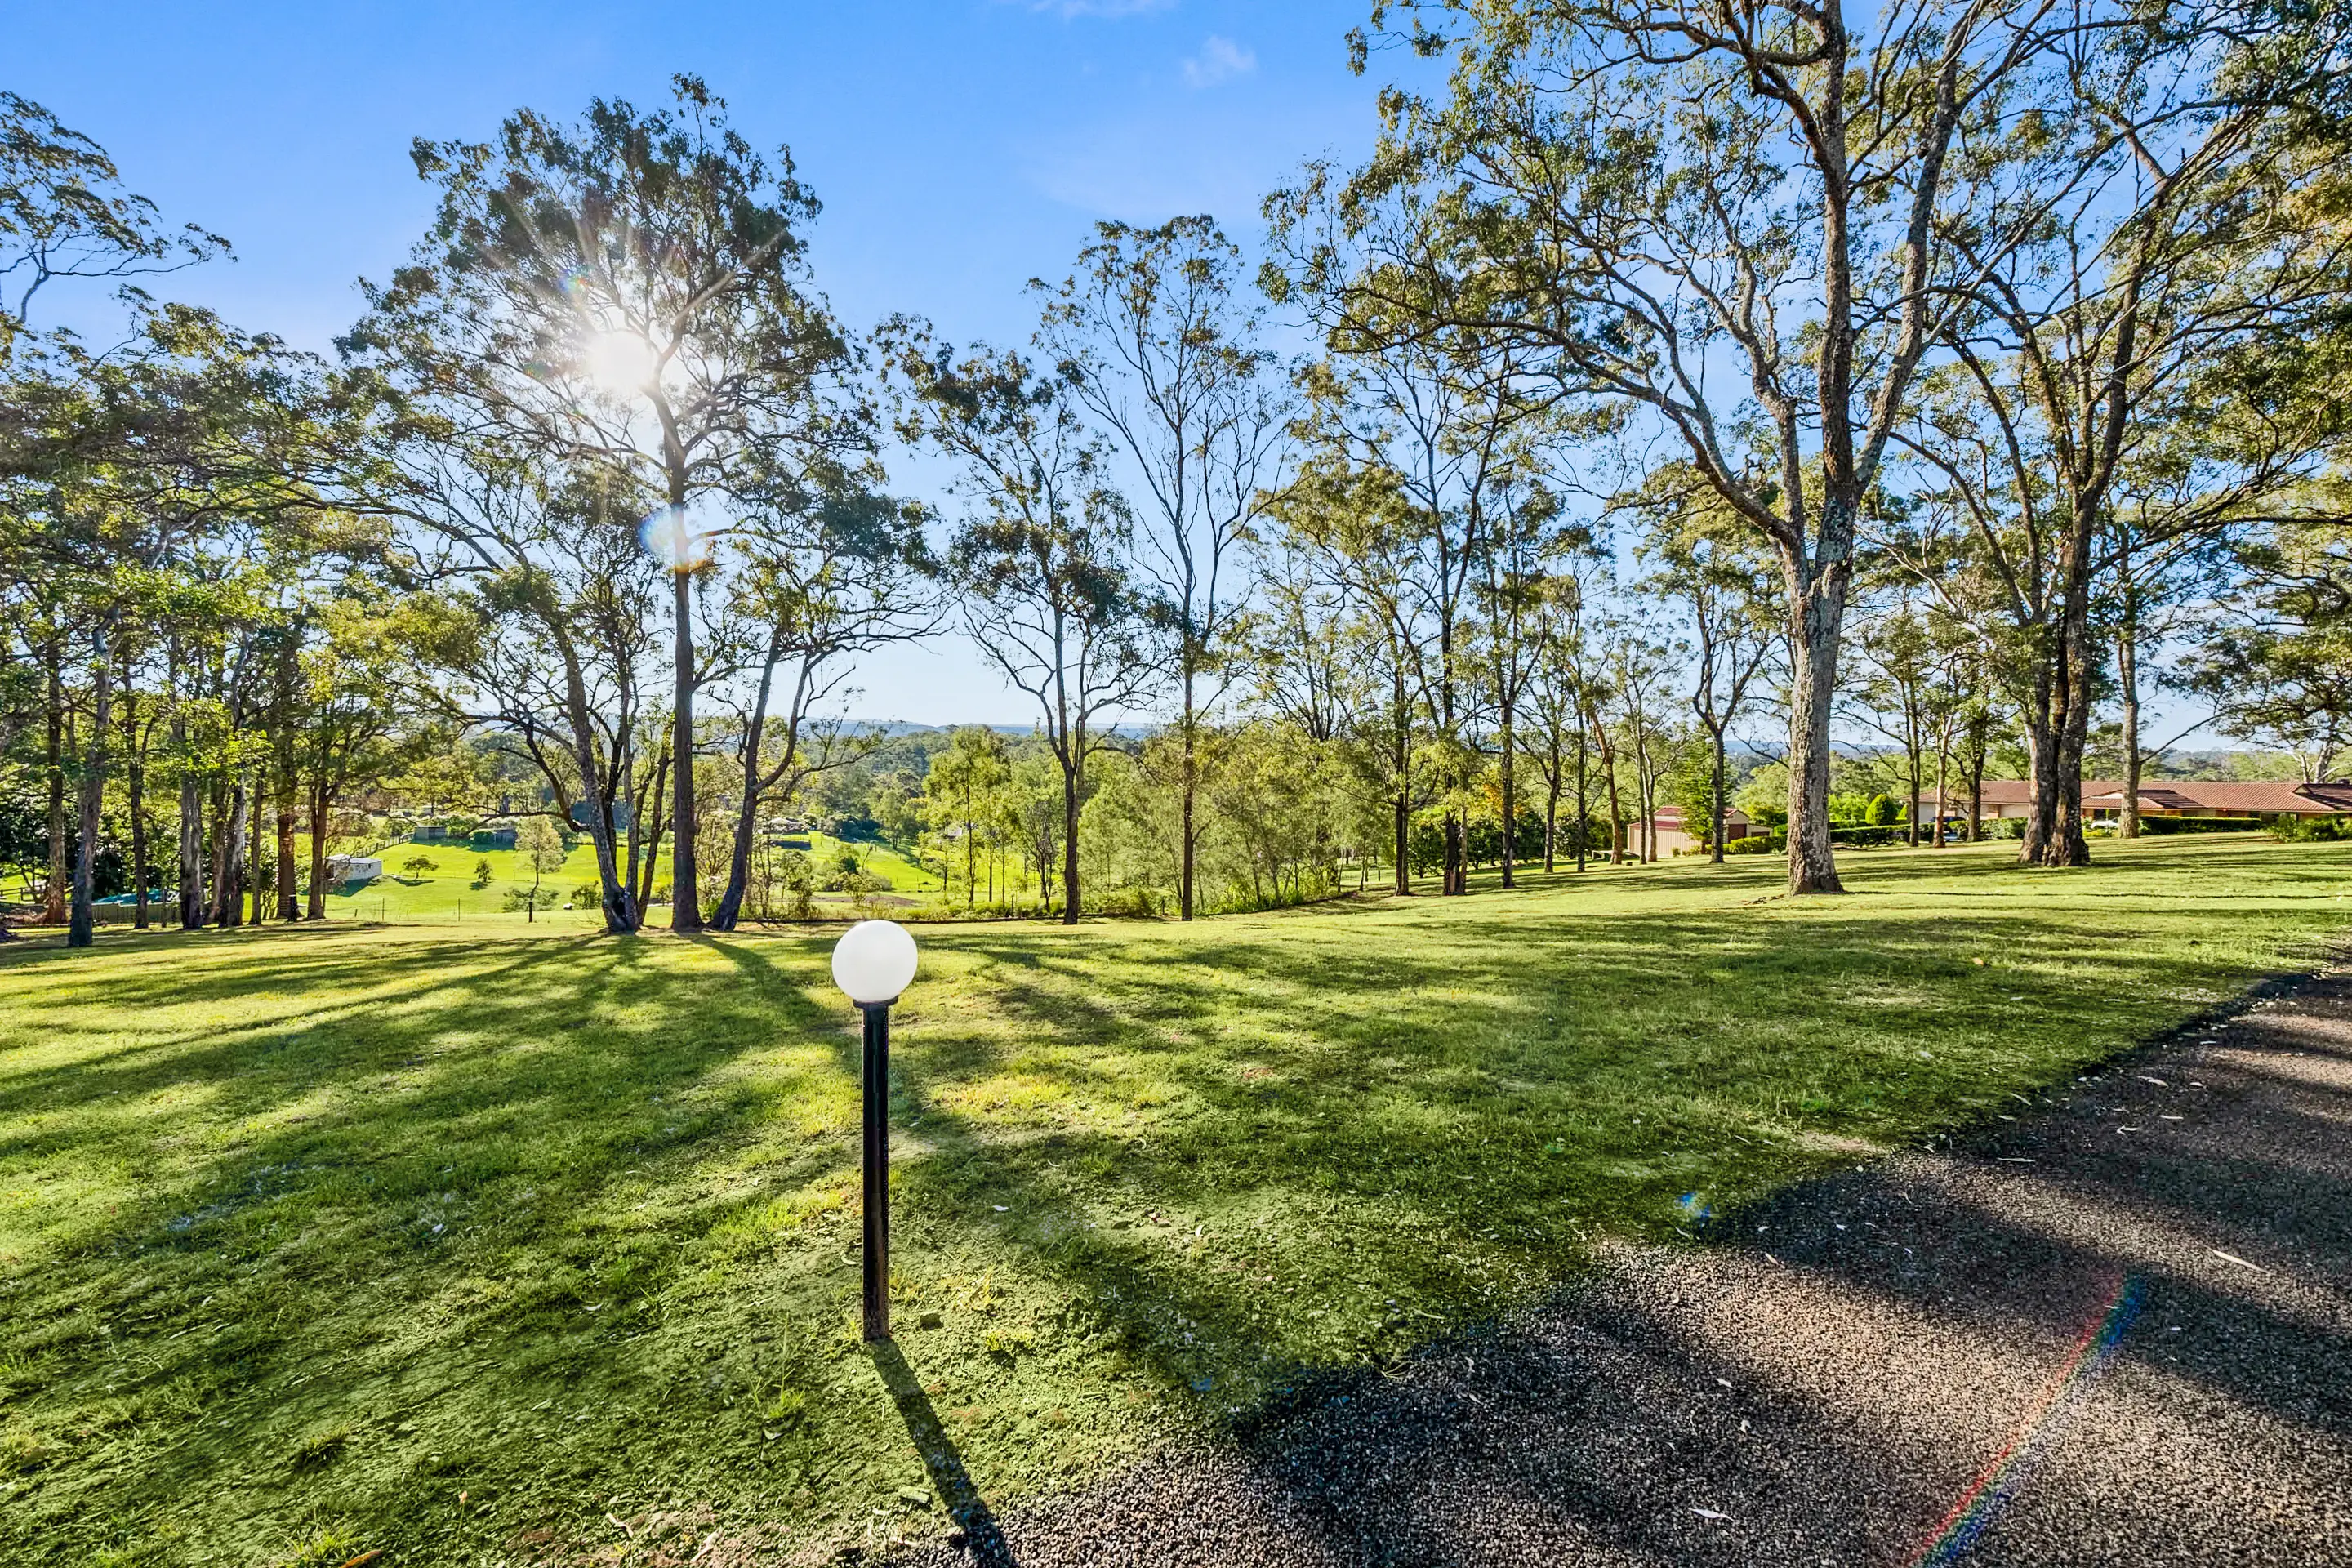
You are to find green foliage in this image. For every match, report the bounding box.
[2266,813,2352,841]
[399,853,437,877]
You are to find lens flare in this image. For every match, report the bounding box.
[639,506,714,572]
[584,330,658,395]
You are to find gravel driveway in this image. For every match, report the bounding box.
[883,966,2352,1568]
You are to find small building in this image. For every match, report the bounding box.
[326,855,384,886]
[471,820,519,849]
[1921,779,2352,826]
[411,824,450,843]
[1648,804,1757,857]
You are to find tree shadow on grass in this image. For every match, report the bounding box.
[880,965,2352,1568]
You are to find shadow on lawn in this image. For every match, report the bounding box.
[870,1339,1020,1567]
[808,878,2323,1418]
[7,843,2343,1563]
[886,962,2352,1568]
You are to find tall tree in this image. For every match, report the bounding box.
[350,74,858,931]
[1037,216,1286,920]
[0,91,228,355]
[1640,487,1780,864]
[893,340,1157,924]
[1891,2,2352,865]
[1274,0,2070,893]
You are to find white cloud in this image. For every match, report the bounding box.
[1182,35,1257,88]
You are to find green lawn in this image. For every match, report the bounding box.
[3,836,2345,1565]
[329,842,609,925]
[320,833,942,924]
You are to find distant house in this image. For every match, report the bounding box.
[326,855,384,886]
[411,823,450,843]
[1920,779,2352,825]
[471,819,520,849]
[1648,804,1757,856]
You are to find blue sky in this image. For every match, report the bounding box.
[18,1,1388,723]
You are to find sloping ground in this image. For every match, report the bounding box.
[4,837,2347,1566]
[887,966,2352,1566]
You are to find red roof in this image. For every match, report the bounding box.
[1651,804,1753,828]
[1923,779,2352,814]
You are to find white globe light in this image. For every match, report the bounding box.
[832,920,919,1005]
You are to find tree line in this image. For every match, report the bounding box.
[6,1,2352,948]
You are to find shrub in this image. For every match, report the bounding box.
[399,854,438,877]
[1724,834,1777,855]
[473,858,494,886]
[2267,813,2350,841]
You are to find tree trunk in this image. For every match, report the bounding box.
[1179,671,1196,921]
[1391,675,1411,895]
[249,767,270,925]
[69,626,111,949]
[2021,539,2094,868]
[1544,740,1561,875]
[1060,756,1082,926]
[2118,612,2142,840]
[555,632,639,934]
[1499,706,1517,889]
[1967,708,1988,844]
[210,782,244,927]
[710,650,783,932]
[1784,581,1847,893]
[1710,723,1728,865]
[42,647,66,926]
[307,792,332,920]
[125,686,149,931]
[1573,722,1589,872]
[669,569,702,932]
[1904,737,1922,850]
[179,767,205,930]
[274,788,299,920]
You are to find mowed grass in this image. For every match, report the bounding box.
[2,836,2345,1565]
[314,833,941,925]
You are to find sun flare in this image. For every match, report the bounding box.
[582,329,658,395]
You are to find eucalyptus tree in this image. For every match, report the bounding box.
[1887,3,2352,866]
[376,424,662,934]
[1638,483,1781,863]
[2182,519,2352,782]
[1036,216,1286,920]
[1269,169,1562,895]
[1474,474,1570,886]
[1526,568,1601,871]
[891,338,1158,924]
[1262,451,1428,892]
[703,484,937,930]
[1276,0,2075,893]
[4,304,339,944]
[350,74,862,931]
[0,91,228,356]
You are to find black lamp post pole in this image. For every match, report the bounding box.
[861,999,893,1341]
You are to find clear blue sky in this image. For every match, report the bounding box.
[18,1,1387,724]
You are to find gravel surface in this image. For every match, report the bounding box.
[880,967,2352,1568]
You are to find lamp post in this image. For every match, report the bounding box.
[832,919,920,1341]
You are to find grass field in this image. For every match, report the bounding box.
[301,831,943,925]
[2,836,2345,1566]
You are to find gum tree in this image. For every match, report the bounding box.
[350,74,858,931]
